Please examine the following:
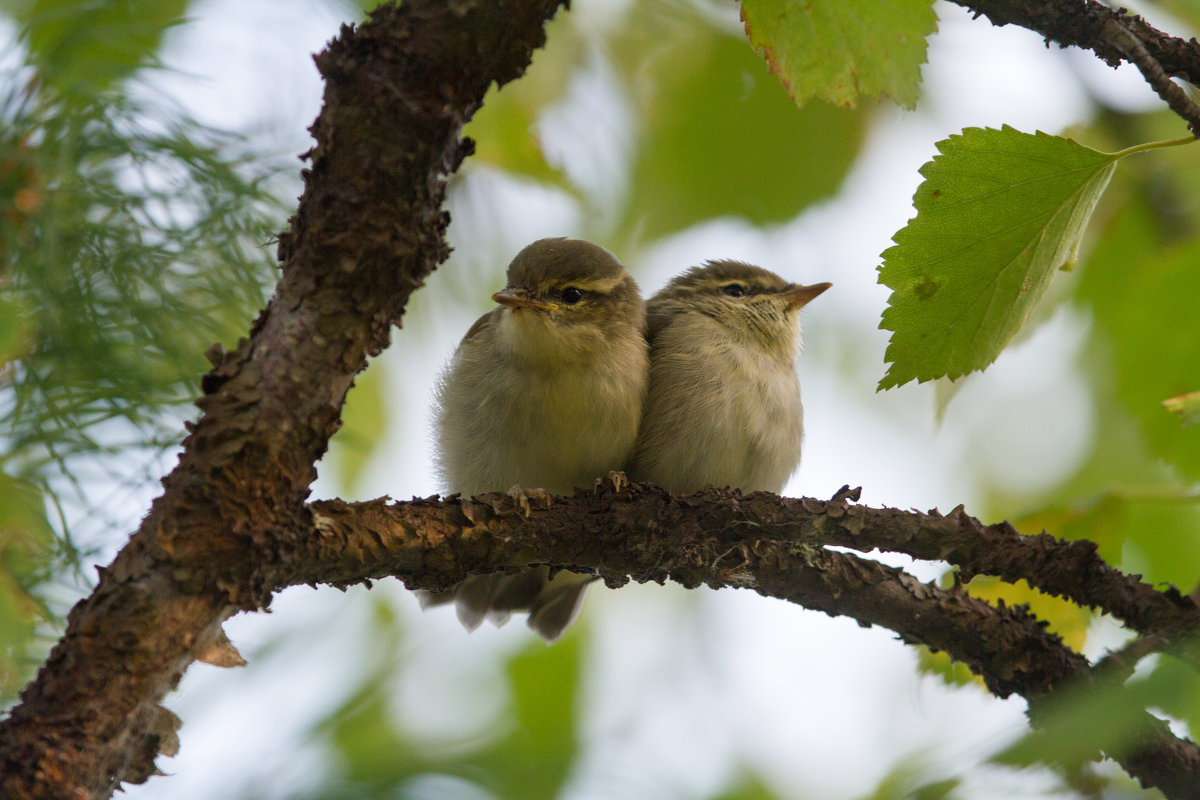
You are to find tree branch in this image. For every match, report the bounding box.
[296,484,1200,796]
[812,488,1200,645]
[953,0,1200,133]
[0,2,566,797]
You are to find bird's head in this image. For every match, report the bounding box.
[492,237,645,365]
[648,260,830,356]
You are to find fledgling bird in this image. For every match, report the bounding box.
[628,261,830,494]
[427,237,648,640]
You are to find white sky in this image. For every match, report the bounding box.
[7,0,1170,797]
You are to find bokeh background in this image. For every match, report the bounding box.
[3,0,1200,798]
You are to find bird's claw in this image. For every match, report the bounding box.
[507,485,551,517]
[595,470,628,493]
[829,485,862,503]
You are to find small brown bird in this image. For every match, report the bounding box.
[628,261,829,494]
[426,237,648,640]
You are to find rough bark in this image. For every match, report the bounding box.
[0,1,566,797]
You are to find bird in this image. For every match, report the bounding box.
[426,237,649,640]
[628,260,830,494]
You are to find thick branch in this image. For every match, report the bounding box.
[305,491,1086,697]
[297,485,1200,796]
[811,490,1200,643]
[954,0,1200,133]
[302,486,1200,640]
[0,2,565,798]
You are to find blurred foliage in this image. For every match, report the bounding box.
[0,473,54,695]
[461,12,577,191]
[13,0,189,100]
[0,0,280,699]
[1077,198,1200,482]
[325,360,390,497]
[855,759,960,800]
[993,656,1195,772]
[740,0,935,109]
[616,3,868,243]
[462,0,869,245]
[312,610,585,800]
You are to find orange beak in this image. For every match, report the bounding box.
[782,282,832,311]
[492,289,558,311]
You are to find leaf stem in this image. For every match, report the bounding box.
[1111,136,1198,159]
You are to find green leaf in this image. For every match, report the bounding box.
[739,0,936,109]
[1163,391,1200,427]
[995,660,1196,775]
[311,631,583,799]
[460,12,576,188]
[712,773,790,800]
[471,634,581,800]
[878,127,1120,390]
[326,362,389,497]
[0,292,32,364]
[1077,197,1200,481]
[17,0,192,99]
[0,472,54,698]
[619,7,866,242]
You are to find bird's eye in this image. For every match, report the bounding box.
[720,283,747,298]
[560,287,584,304]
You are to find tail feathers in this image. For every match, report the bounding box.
[414,588,455,610]
[419,568,596,641]
[453,573,504,632]
[528,573,596,641]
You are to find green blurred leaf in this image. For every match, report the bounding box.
[471,634,581,800]
[712,773,788,800]
[17,0,191,99]
[461,13,576,188]
[1077,197,1200,481]
[878,127,1120,389]
[619,6,866,242]
[314,633,582,800]
[325,677,414,788]
[1163,391,1200,427]
[739,0,936,109]
[917,643,983,689]
[1148,0,1200,33]
[0,472,54,696]
[995,656,1199,776]
[995,679,1152,771]
[0,292,32,364]
[326,362,389,496]
[1138,651,1200,731]
[1011,483,1200,596]
[858,756,961,800]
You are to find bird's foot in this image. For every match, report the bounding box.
[595,470,629,494]
[829,485,862,503]
[507,485,552,517]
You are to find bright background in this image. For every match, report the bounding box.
[4,0,1199,798]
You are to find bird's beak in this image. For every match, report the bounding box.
[493,288,558,311]
[782,282,832,311]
